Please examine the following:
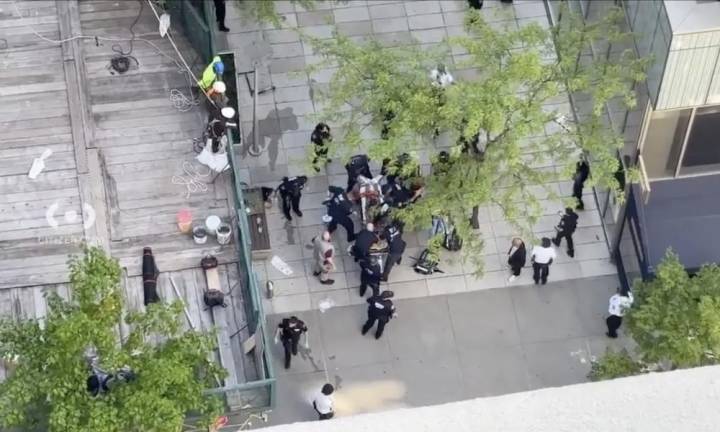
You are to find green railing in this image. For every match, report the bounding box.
[166,0,215,63]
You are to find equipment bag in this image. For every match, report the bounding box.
[443,227,463,252]
[413,248,440,275]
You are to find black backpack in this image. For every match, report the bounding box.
[443,228,463,252]
[413,249,442,275]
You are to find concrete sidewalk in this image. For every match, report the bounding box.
[262,274,634,426]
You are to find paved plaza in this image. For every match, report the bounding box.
[214,0,617,315]
[262,275,633,425]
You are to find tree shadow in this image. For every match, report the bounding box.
[243,107,299,171]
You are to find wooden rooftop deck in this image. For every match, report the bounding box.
[0,0,258,391]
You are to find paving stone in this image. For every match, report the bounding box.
[297,10,334,26]
[271,72,310,88]
[443,10,467,26]
[440,0,469,13]
[514,1,548,19]
[271,41,305,59]
[372,17,410,33]
[368,3,406,19]
[269,56,307,74]
[374,30,415,47]
[408,13,445,30]
[300,23,334,39]
[333,6,371,23]
[273,85,311,103]
[336,20,374,36]
[411,27,448,43]
[404,0,442,16]
[264,28,301,44]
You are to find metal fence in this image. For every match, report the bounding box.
[166,0,215,64]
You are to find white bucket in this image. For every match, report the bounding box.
[205,215,221,235]
[216,223,232,245]
[193,226,208,244]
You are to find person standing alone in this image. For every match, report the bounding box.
[213,0,230,32]
[278,176,307,221]
[531,237,556,285]
[553,207,579,258]
[312,383,335,420]
[606,289,634,338]
[274,316,308,369]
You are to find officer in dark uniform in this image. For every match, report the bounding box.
[572,159,590,210]
[361,291,396,339]
[359,255,382,297]
[352,223,377,263]
[553,207,579,258]
[274,316,308,369]
[325,186,356,242]
[278,176,307,221]
[311,122,332,173]
[345,154,372,192]
[381,222,406,281]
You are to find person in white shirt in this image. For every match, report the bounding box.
[312,383,335,420]
[430,64,454,88]
[606,289,634,338]
[530,237,556,285]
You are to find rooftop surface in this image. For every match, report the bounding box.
[664,0,720,34]
[0,0,256,392]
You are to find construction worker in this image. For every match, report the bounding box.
[198,56,224,93]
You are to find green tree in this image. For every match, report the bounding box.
[591,250,720,381]
[304,5,646,272]
[588,348,643,381]
[0,246,224,432]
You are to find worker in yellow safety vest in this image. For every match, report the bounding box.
[198,56,225,92]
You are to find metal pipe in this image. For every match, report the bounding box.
[247,67,262,156]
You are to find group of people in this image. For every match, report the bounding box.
[504,159,589,285]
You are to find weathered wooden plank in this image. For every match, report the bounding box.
[0,222,83,241]
[0,152,77,177]
[0,187,79,204]
[0,197,80,224]
[76,148,110,251]
[0,132,73,149]
[0,270,71,290]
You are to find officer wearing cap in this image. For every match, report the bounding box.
[361,291,396,339]
[381,222,406,281]
[359,255,382,297]
[325,186,355,242]
[278,176,307,221]
[345,154,372,192]
[352,223,377,263]
[274,316,309,369]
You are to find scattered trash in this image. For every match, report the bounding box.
[28,148,52,179]
[271,255,293,276]
[318,298,335,313]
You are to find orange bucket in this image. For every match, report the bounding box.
[177,209,192,234]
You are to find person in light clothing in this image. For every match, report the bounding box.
[312,231,335,285]
[531,237,556,285]
[606,289,634,338]
[312,383,335,420]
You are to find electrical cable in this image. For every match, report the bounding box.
[108,0,143,74]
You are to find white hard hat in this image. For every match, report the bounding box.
[221,107,235,119]
[212,81,227,94]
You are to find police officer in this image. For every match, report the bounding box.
[359,255,382,297]
[325,186,355,242]
[552,207,579,258]
[274,316,308,369]
[381,222,406,281]
[572,159,590,210]
[352,223,377,263]
[278,176,307,221]
[361,290,396,339]
[311,122,332,173]
[345,154,372,192]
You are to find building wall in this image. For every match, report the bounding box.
[657,30,720,109]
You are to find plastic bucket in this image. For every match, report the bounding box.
[193,226,207,244]
[177,209,192,234]
[205,215,221,235]
[216,223,232,245]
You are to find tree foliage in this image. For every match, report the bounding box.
[305,5,647,272]
[0,246,224,432]
[588,348,643,381]
[591,250,720,381]
[627,250,720,368]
